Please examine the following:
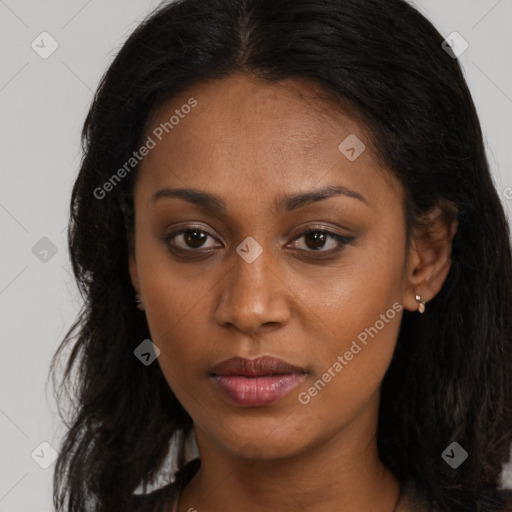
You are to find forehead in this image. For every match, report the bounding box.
[135,72,402,209]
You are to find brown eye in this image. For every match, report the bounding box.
[182,229,208,249]
[164,227,221,251]
[289,229,353,253]
[161,225,353,261]
[304,231,329,250]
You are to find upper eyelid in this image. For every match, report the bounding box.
[166,226,350,247]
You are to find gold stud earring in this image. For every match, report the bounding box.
[135,293,145,311]
[415,294,426,314]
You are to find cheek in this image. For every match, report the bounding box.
[294,230,405,393]
[143,281,211,372]
[295,279,403,426]
[142,285,213,409]
[135,243,212,375]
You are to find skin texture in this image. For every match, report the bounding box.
[128,72,457,512]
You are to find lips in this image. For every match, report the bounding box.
[209,356,308,407]
[209,356,307,377]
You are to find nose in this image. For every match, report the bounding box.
[214,242,291,334]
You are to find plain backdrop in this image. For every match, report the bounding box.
[1,1,511,510]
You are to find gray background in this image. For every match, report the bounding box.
[1,1,511,510]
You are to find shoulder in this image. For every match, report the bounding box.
[128,482,178,512]
[451,488,512,512]
[486,489,512,512]
[396,477,431,511]
[398,477,512,512]
[128,458,201,512]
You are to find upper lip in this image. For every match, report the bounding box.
[210,356,307,377]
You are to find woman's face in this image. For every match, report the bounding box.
[129,72,416,460]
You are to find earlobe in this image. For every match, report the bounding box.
[403,206,458,313]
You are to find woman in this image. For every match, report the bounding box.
[50,0,512,511]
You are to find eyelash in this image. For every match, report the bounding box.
[161,226,354,259]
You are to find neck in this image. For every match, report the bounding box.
[177,396,401,512]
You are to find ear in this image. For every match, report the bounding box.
[402,205,458,313]
[129,252,140,292]
[128,231,141,293]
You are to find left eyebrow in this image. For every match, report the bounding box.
[277,184,369,212]
[151,184,368,212]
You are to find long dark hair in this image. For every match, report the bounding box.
[50,0,512,510]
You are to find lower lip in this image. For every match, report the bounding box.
[211,373,307,407]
